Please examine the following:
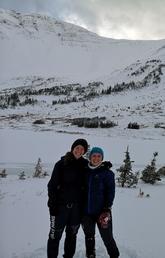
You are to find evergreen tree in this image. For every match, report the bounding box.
[141,152,161,184]
[33,158,43,177]
[116,146,139,187]
[0,169,7,178]
[19,171,26,180]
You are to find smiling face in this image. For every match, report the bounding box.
[72,145,85,159]
[90,153,103,167]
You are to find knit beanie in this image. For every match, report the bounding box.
[89,147,104,160]
[71,138,88,153]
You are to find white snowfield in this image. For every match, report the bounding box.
[0,169,165,258]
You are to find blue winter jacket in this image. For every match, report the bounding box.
[84,163,115,216]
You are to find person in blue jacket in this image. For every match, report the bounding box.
[82,147,120,258]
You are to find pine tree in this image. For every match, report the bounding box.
[33,158,43,177]
[141,152,161,184]
[0,169,7,178]
[19,171,26,180]
[116,146,139,187]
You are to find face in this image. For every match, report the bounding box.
[90,153,103,167]
[72,145,85,159]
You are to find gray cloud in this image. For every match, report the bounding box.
[0,0,164,39]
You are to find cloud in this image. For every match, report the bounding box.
[0,0,164,39]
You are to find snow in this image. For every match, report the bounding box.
[0,129,165,167]
[0,9,165,85]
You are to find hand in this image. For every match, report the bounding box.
[49,215,56,239]
[98,211,111,228]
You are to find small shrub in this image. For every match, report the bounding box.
[128,122,140,129]
[33,119,45,124]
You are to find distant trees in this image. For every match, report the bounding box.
[1,60,164,111]
[128,122,140,129]
[69,117,117,128]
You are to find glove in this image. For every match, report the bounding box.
[98,210,111,229]
[49,215,56,239]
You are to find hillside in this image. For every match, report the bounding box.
[0,9,165,140]
[0,9,165,84]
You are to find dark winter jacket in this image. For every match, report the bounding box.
[47,152,88,215]
[84,163,115,216]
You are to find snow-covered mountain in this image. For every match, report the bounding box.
[0,8,165,85]
[0,9,165,140]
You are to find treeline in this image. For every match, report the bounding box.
[0,61,164,109]
[68,116,117,128]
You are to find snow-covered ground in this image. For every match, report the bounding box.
[0,130,165,258]
[1,129,165,166]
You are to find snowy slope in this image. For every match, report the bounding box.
[0,9,165,84]
[0,9,165,142]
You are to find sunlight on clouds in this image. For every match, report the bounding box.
[97,25,140,40]
[0,0,164,40]
[65,14,89,31]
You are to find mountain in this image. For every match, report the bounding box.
[0,9,165,140]
[0,8,165,86]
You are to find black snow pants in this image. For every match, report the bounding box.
[47,203,81,258]
[82,215,120,258]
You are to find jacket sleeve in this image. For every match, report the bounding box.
[47,161,62,213]
[103,170,115,210]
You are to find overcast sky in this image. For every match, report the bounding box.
[0,0,165,40]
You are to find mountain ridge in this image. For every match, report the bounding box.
[0,8,165,85]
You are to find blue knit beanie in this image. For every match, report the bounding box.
[89,147,104,160]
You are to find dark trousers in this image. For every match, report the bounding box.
[47,204,81,258]
[82,215,120,258]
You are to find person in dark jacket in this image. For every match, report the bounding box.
[82,147,120,258]
[47,138,88,258]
